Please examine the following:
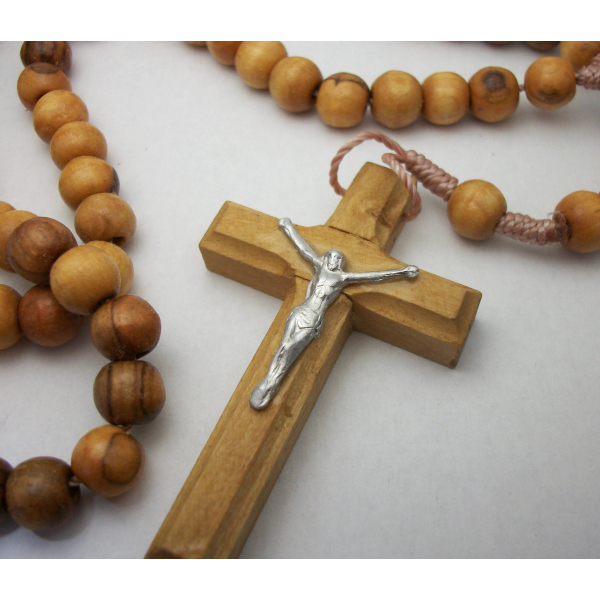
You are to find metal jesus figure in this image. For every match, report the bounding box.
[249,218,419,410]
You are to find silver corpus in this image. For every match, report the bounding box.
[249,218,419,410]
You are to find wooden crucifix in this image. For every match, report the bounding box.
[146,162,482,559]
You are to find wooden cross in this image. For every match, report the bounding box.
[146,163,482,559]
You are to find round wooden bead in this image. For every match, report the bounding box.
[316,73,370,128]
[447,180,507,240]
[5,457,79,531]
[20,42,72,71]
[0,201,15,216]
[524,57,576,110]
[371,70,422,129]
[90,295,161,360]
[7,217,77,285]
[17,63,72,111]
[525,41,559,51]
[94,360,166,426]
[74,193,136,247]
[555,191,600,253]
[422,72,470,125]
[0,285,22,350]
[58,156,120,211]
[18,286,84,346]
[469,67,520,123]
[32,90,89,143]
[206,41,243,65]
[50,245,121,315]
[0,458,13,524]
[50,121,107,169]
[235,41,288,89]
[0,210,37,272]
[71,425,145,497]
[560,41,600,70]
[87,241,134,296]
[269,56,322,113]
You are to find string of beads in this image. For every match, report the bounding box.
[0,41,167,532]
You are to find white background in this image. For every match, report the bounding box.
[0,41,599,559]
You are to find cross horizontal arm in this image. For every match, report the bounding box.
[279,218,321,268]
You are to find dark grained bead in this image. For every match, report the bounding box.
[20,42,72,71]
[6,457,80,531]
[94,360,166,426]
[0,459,13,524]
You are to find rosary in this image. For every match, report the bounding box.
[1,41,599,556]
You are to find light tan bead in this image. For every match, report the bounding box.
[525,57,576,110]
[50,121,107,169]
[206,41,243,65]
[316,73,370,128]
[447,180,507,240]
[50,245,121,315]
[556,191,600,253]
[269,56,322,113]
[371,70,422,129]
[71,425,145,497]
[235,41,288,89]
[20,42,72,71]
[87,241,134,296]
[186,41,206,46]
[90,295,161,360]
[0,202,15,216]
[422,72,470,125]
[0,285,22,350]
[94,361,166,426]
[469,67,520,123]
[17,63,72,111]
[560,41,600,70]
[18,285,83,346]
[7,216,77,285]
[32,90,88,143]
[0,210,37,272]
[58,156,120,211]
[525,42,559,51]
[74,193,136,247]
[0,458,12,524]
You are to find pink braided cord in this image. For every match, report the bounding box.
[330,130,571,247]
[576,53,600,90]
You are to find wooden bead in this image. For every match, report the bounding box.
[560,41,600,70]
[87,241,134,296]
[32,90,88,143]
[50,245,121,315]
[0,285,22,350]
[18,286,84,346]
[447,180,507,240]
[20,42,72,72]
[555,191,600,253]
[74,193,136,247]
[90,295,161,360]
[235,41,288,89]
[524,57,576,110]
[371,70,422,129]
[7,217,77,285]
[5,457,79,531]
[17,63,72,111]
[469,67,520,123]
[422,72,470,125]
[58,156,119,211]
[0,201,15,216]
[316,73,370,128]
[50,121,107,169]
[0,458,12,524]
[525,42,559,51]
[269,56,322,113]
[206,41,243,65]
[94,360,166,426]
[0,210,37,272]
[71,425,145,497]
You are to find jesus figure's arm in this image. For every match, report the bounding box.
[343,265,419,285]
[279,218,322,269]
